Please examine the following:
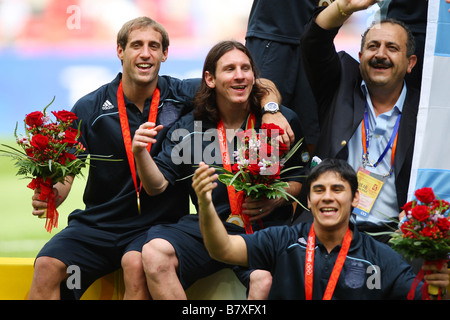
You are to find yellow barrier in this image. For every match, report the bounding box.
[0,257,124,300]
[7,257,448,300]
[0,257,246,300]
[0,258,35,300]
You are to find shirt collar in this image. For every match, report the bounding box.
[360,80,407,114]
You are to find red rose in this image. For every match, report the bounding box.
[276,141,289,156]
[421,226,436,238]
[58,151,77,165]
[261,123,284,137]
[52,110,78,122]
[25,111,44,127]
[401,200,414,214]
[30,134,49,150]
[436,217,450,232]
[411,205,430,222]
[62,127,79,146]
[25,147,35,159]
[414,187,435,203]
[247,163,261,176]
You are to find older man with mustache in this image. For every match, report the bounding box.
[298,0,419,242]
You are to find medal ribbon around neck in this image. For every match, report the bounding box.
[217,113,256,234]
[117,80,160,215]
[304,223,352,300]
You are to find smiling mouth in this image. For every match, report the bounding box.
[231,85,247,91]
[320,207,338,215]
[137,63,152,71]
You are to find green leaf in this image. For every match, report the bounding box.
[282,137,304,163]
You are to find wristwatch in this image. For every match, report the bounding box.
[263,102,279,114]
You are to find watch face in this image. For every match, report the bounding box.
[265,102,278,112]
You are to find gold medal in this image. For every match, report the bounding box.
[226,214,244,227]
[137,192,141,215]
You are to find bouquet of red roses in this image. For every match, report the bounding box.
[217,123,304,233]
[389,187,450,299]
[0,98,86,232]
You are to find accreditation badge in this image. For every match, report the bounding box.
[226,214,244,227]
[353,167,385,218]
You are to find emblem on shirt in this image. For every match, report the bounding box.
[344,260,366,288]
[102,100,115,110]
[297,237,307,245]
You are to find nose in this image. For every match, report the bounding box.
[140,46,151,59]
[233,67,245,80]
[374,44,388,59]
[321,188,334,202]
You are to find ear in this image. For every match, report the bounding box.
[406,54,417,74]
[351,190,360,208]
[117,44,124,62]
[205,71,215,89]
[162,48,168,62]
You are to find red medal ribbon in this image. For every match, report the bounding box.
[217,113,255,234]
[305,223,352,300]
[407,259,445,300]
[117,80,160,215]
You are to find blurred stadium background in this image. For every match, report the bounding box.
[0,0,378,257]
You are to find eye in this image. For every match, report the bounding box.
[388,45,399,52]
[312,186,325,194]
[332,185,345,193]
[150,43,160,50]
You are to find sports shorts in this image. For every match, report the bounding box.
[144,215,253,289]
[36,221,148,299]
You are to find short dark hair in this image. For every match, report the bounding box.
[361,18,416,57]
[305,158,358,198]
[193,40,267,124]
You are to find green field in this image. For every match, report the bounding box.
[0,139,86,258]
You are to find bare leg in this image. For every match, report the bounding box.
[142,238,186,299]
[28,256,67,300]
[121,250,151,300]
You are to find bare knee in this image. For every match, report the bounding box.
[121,251,150,300]
[29,256,67,299]
[248,269,272,300]
[33,256,67,281]
[122,251,144,274]
[142,239,178,277]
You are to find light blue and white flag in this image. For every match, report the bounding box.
[408,0,450,202]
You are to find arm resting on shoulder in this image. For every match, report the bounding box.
[258,78,295,146]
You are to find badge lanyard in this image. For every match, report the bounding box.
[305,223,352,300]
[117,80,160,215]
[361,105,401,176]
[217,113,255,233]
